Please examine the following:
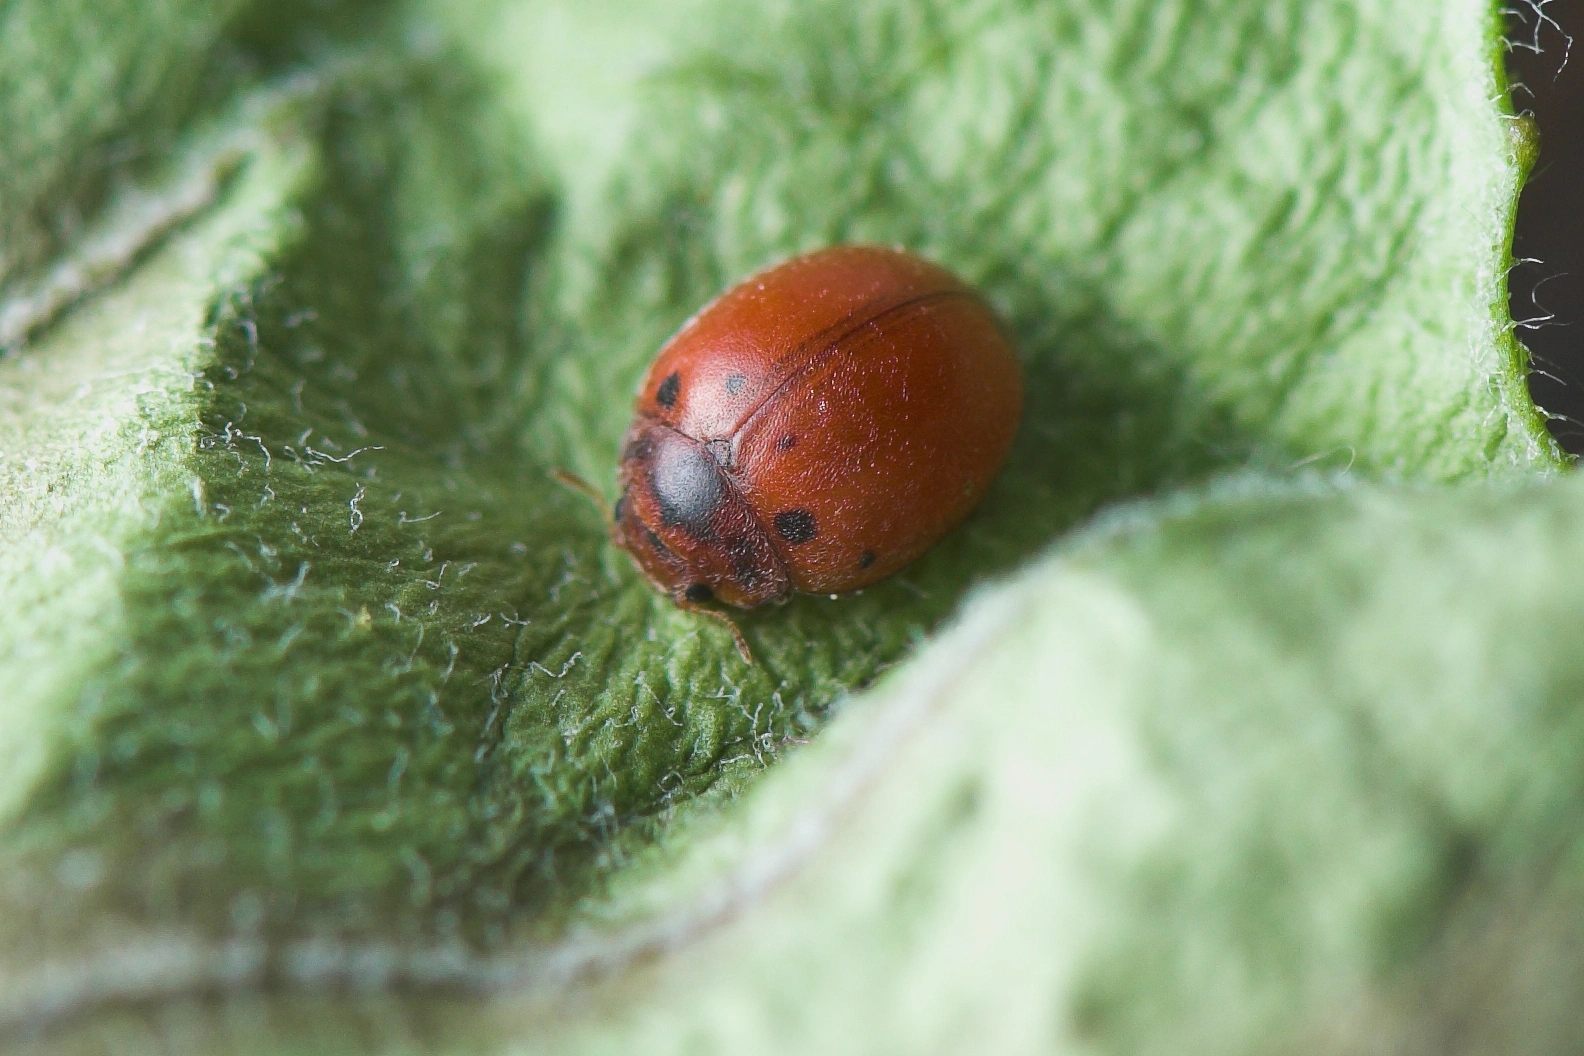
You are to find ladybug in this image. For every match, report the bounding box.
[588,245,1022,657]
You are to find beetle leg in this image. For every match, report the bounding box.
[678,599,753,664]
[551,468,611,521]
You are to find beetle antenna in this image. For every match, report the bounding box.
[551,468,611,520]
[680,600,754,664]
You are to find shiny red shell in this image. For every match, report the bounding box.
[613,245,1022,610]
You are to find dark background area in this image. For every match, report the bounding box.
[1509,0,1584,453]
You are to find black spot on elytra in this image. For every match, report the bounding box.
[644,528,670,554]
[859,549,876,569]
[774,509,817,544]
[652,437,725,537]
[724,372,747,395]
[776,434,797,452]
[655,372,681,408]
[613,489,628,526]
[685,583,713,602]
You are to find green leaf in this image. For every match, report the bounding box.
[0,0,1570,1051]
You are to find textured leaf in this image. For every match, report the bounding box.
[0,0,1569,1051]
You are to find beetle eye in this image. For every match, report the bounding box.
[684,583,714,602]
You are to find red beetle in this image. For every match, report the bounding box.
[571,245,1022,658]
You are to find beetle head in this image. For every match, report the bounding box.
[613,420,788,609]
